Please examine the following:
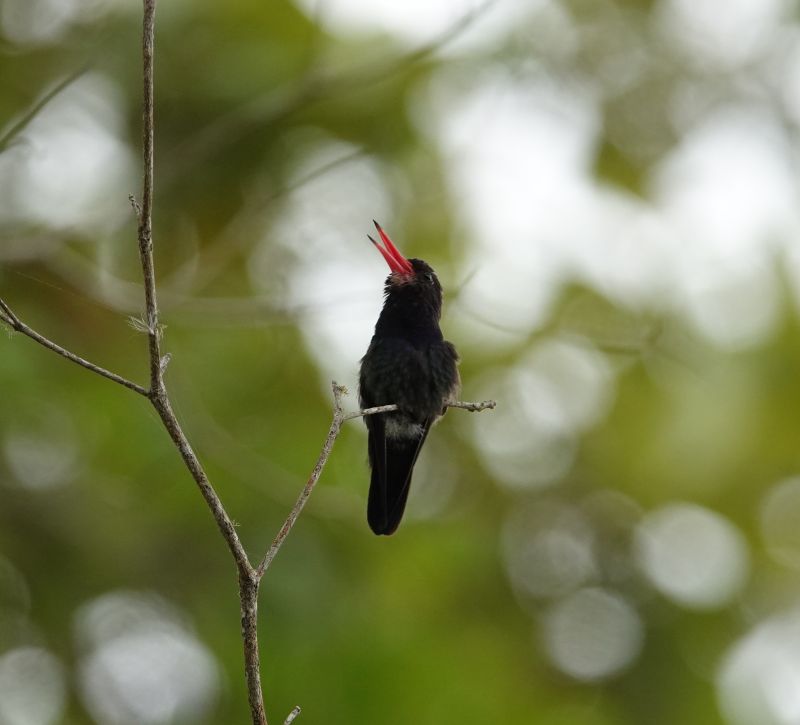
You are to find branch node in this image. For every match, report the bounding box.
[331,380,348,414]
[139,230,153,254]
[0,298,20,329]
[285,706,302,724]
[128,315,150,334]
[129,193,142,219]
[159,353,171,373]
[0,311,17,334]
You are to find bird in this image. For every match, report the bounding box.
[359,221,460,535]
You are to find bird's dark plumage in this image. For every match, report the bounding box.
[359,223,460,535]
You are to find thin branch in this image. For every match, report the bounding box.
[134,4,266,723]
[257,381,348,578]
[257,385,497,578]
[0,297,148,396]
[445,399,497,413]
[2,5,498,724]
[137,0,162,394]
[343,403,399,421]
[149,394,252,572]
[0,297,18,325]
[240,571,265,725]
[135,0,251,576]
[342,398,497,421]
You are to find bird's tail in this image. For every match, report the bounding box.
[367,420,431,535]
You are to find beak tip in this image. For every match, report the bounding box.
[368,220,413,276]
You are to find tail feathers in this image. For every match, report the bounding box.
[367,419,431,535]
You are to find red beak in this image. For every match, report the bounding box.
[368,221,413,275]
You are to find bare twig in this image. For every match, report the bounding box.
[134,3,265,722]
[138,0,162,394]
[0,5,498,724]
[446,399,497,413]
[0,297,148,396]
[134,0,250,570]
[342,398,496,421]
[257,385,497,577]
[257,381,349,577]
[0,297,18,325]
[133,5,269,723]
[240,569,265,725]
[149,394,252,571]
[236,392,498,715]
[343,402,400,421]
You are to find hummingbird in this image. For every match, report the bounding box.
[359,221,460,535]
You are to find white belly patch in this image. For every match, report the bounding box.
[384,417,425,440]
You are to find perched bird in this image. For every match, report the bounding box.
[359,221,460,535]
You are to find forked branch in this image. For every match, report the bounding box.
[257,383,496,578]
[0,3,496,724]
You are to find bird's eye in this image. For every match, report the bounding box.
[424,272,434,283]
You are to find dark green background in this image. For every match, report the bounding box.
[1,1,799,723]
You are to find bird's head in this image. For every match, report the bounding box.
[368,221,443,312]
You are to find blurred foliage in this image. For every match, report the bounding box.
[1,0,800,724]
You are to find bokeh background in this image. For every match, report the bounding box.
[1,0,800,723]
